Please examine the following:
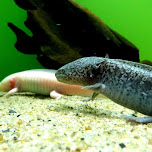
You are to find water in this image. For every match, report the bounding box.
[0,0,152,80]
[76,0,152,61]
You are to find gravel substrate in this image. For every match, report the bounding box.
[0,92,152,152]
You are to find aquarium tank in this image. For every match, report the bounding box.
[0,0,152,80]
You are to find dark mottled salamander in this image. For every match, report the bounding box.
[56,57,152,123]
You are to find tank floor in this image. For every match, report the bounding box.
[0,92,151,151]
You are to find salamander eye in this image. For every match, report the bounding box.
[87,64,100,79]
[87,61,107,79]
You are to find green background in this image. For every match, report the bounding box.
[0,0,152,81]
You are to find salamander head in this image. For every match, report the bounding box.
[0,74,16,91]
[55,57,106,86]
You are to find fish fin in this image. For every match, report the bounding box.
[50,90,63,99]
[4,88,19,97]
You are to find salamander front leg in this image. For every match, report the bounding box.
[82,83,105,102]
[3,88,19,97]
[83,92,99,102]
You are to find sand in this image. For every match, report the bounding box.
[0,91,152,152]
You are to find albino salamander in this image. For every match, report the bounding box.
[0,69,93,98]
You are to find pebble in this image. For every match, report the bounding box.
[119,143,126,149]
[2,129,10,133]
[81,137,85,140]
[9,110,16,113]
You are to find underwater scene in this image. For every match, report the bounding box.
[0,0,152,151]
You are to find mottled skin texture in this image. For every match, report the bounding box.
[56,57,152,123]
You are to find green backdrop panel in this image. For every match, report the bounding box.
[0,0,152,80]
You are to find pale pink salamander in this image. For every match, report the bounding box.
[0,69,95,99]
